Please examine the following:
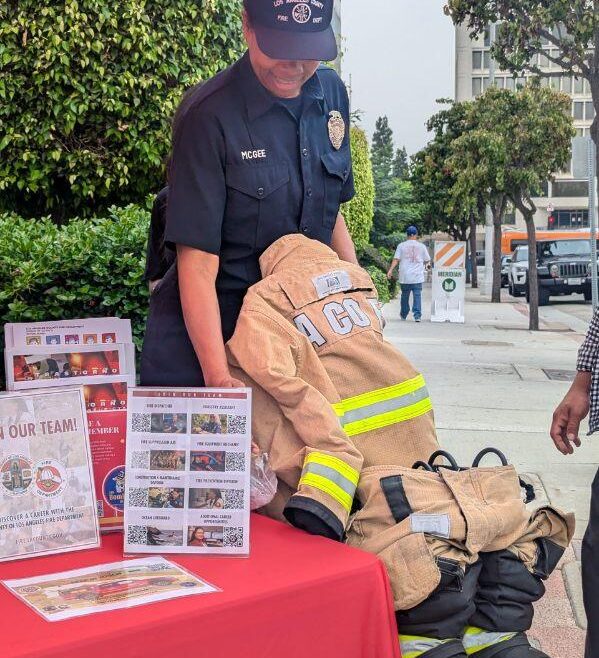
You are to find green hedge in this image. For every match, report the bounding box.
[342,126,375,249]
[0,1,243,219]
[0,205,150,359]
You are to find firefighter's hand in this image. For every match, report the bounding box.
[206,373,246,389]
[386,270,394,280]
[550,381,590,455]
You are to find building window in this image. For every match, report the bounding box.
[506,77,516,91]
[472,77,482,96]
[484,26,491,47]
[472,51,483,70]
[495,77,505,89]
[483,51,491,69]
[584,79,591,95]
[586,101,595,120]
[482,76,490,91]
[539,52,549,68]
[573,101,584,120]
[574,77,584,94]
[562,76,572,93]
[504,210,516,225]
[552,180,590,198]
[551,209,589,229]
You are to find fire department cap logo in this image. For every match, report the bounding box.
[33,459,67,498]
[292,3,312,24]
[328,111,345,150]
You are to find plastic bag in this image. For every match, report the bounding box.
[250,452,278,510]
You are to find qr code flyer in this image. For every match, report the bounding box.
[124,388,251,556]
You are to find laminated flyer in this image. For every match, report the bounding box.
[84,380,128,532]
[0,388,100,562]
[124,388,252,556]
[5,344,136,391]
[2,557,218,621]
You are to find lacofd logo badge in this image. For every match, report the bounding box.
[292,3,312,23]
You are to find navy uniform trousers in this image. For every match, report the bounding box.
[584,468,599,658]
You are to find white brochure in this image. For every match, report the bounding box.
[124,388,252,556]
[4,318,133,349]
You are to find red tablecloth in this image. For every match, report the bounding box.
[0,514,400,658]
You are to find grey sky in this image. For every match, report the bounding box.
[341,0,455,157]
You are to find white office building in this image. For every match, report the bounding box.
[455,24,593,233]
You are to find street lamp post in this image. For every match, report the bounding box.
[589,138,599,310]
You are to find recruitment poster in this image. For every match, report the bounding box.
[0,388,100,562]
[124,388,252,556]
[3,557,218,621]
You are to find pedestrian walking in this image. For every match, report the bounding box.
[387,226,431,322]
[550,308,599,658]
[140,0,356,388]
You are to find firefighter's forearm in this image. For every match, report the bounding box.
[177,245,229,385]
[331,213,358,264]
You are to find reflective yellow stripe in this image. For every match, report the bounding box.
[332,375,427,414]
[462,627,517,655]
[299,472,353,512]
[399,634,451,658]
[303,452,360,486]
[342,398,433,437]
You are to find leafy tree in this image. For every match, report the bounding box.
[371,178,423,237]
[392,146,409,179]
[446,0,599,190]
[342,126,375,249]
[411,100,483,284]
[449,87,511,302]
[371,116,394,182]
[0,1,244,219]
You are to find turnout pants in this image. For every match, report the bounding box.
[346,464,575,657]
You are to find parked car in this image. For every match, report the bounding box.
[508,245,529,297]
[525,238,597,306]
[501,255,512,288]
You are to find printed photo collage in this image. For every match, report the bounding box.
[124,390,252,556]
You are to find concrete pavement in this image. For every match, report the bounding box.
[382,284,597,657]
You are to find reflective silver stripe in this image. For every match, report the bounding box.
[462,630,516,654]
[338,386,430,426]
[400,636,449,658]
[302,462,357,499]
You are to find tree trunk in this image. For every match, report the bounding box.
[491,201,504,303]
[524,212,539,331]
[469,212,478,289]
[466,238,471,285]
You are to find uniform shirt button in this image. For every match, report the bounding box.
[302,226,308,233]
[306,188,313,197]
[257,187,265,197]
[302,148,309,157]
[343,169,348,177]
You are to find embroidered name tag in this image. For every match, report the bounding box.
[241,149,267,161]
[312,270,352,299]
[410,513,451,538]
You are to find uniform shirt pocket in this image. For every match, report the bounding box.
[224,162,290,248]
[321,149,351,229]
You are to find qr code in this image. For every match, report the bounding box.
[224,490,244,510]
[131,451,150,469]
[128,488,148,508]
[127,525,148,545]
[131,413,151,433]
[96,500,104,518]
[227,415,246,435]
[225,452,245,472]
[224,527,244,548]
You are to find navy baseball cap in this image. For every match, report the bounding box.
[245,0,338,62]
[406,226,419,236]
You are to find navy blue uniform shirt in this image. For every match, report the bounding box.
[165,52,355,298]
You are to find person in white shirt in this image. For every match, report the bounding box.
[387,226,431,322]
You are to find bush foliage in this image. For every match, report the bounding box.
[0,1,244,219]
[342,126,375,249]
[0,204,150,356]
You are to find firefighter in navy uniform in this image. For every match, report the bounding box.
[140,0,357,391]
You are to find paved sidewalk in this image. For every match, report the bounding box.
[382,285,596,658]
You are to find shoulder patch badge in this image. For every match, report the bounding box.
[328,111,345,150]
